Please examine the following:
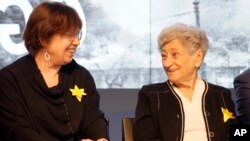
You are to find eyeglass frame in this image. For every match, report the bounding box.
[64,31,82,41]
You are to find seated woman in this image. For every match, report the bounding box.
[0,2,108,141]
[133,23,237,141]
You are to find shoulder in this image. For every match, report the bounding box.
[207,82,230,94]
[140,81,170,94]
[238,68,250,77]
[206,82,232,101]
[61,59,91,76]
[234,68,250,82]
[0,55,33,87]
[207,82,229,92]
[0,55,31,76]
[61,59,95,85]
[205,82,235,109]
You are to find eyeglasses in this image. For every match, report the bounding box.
[65,31,82,41]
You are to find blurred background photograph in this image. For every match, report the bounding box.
[0,0,249,140]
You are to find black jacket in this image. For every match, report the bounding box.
[0,55,109,141]
[133,81,237,141]
[233,68,250,124]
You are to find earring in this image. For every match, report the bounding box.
[194,63,199,68]
[195,64,201,69]
[44,50,50,61]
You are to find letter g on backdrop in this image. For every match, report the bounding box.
[0,0,86,55]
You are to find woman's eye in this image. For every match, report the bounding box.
[162,57,167,60]
[161,54,168,60]
[172,52,179,57]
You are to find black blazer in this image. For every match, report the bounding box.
[234,68,250,124]
[133,80,237,141]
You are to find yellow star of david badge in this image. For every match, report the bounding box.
[221,107,235,122]
[69,85,87,102]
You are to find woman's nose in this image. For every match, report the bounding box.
[162,58,173,68]
[72,37,80,46]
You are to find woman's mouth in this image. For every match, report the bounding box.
[67,48,76,54]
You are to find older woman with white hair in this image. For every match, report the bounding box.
[133,23,237,141]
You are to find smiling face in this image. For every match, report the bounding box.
[44,31,81,66]
[23,2,82,56]
[161,39,203,85]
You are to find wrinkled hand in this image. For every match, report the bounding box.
[81,138,108,141]
[96,139,108,141]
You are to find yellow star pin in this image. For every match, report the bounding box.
[69,85,87,102]
[221,107,235,122]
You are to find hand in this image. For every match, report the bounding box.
[80,138,108,141]
[97,138,108,141]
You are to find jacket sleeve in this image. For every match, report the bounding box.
[233,70,250,124]
[80,71,109,140]
[0,69,48,141]
[133,86,163,141]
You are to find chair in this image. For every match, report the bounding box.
[122,117,134,141]
[105,118,109,135]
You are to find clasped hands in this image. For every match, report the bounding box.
[81,138,108,141]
